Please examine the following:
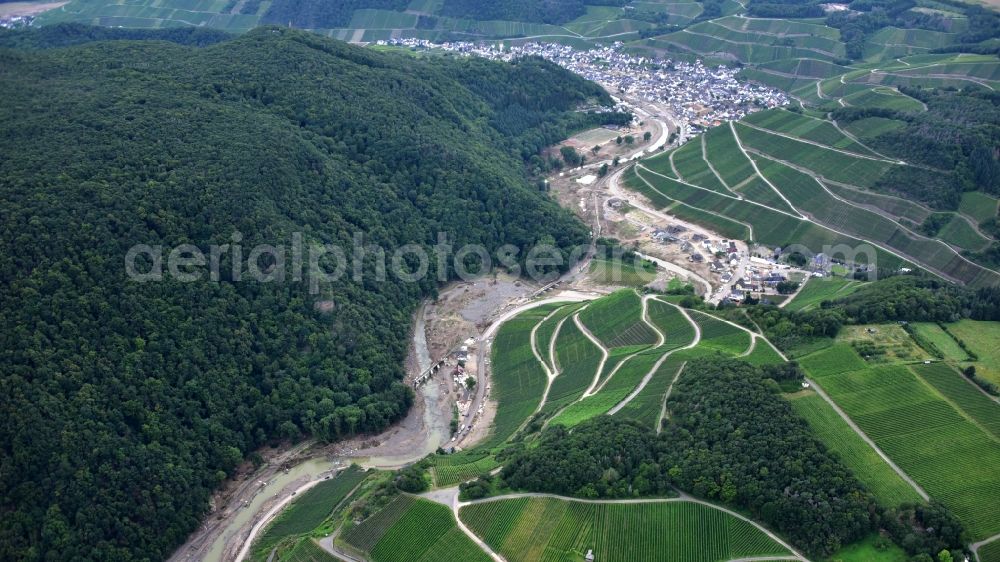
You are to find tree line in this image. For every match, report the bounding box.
[493,358,967,559]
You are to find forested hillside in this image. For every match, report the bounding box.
[0,27,622,560]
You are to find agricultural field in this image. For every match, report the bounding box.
[533,303,581,373]
[787,392,924,507]
[798,343,868,377]
[959,191,1000,224]
[702,124,756,187]
[981,540,1000,562]
[734,122,895,188]
[253,466,369,557]
[481,306,552,448]
[802,362,1000,539]
[549,348,664,427]
[741,338,786,365]
[911,362,1000,439]
[343,496,491,562]
[835,324,932,364]
[459,497,792,562]
[784,276,861,312]
[35,0,262,31]
[688,311,752,355]
[433,451,501,487]
[646,299,697,351]
[588,257,658,287]
[841,116,908,141]
[577,289,658,349]
[908,323,970,361]
[545,318,603,412]
[741,109,878,155]
[281,539,340,562]
[612,354,690,429]
[672,137,732,194]
[941,320,1000,386]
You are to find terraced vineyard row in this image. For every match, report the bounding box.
[688,311,752,355]
[578,289,658,349]
[254,466,368,555]
[545,318,604,413]
[788,392,924,507]
[345,496,491,562]
[459,497,792,562]
[802,354,1000,539]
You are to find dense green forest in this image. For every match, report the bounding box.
[0,27,624,560]
[831,88,1000,209]
[0,22,233,49]
[439,0,627,25]
[495,358,966,558]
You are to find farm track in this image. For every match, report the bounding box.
[972,532,1000,562]
[575,313,610,398]
[608,298,700,415]
[701,133,740,197]
[630,165,758,240]
[458,491,809,562]
[750,151,1000,284]
[738,121,901,164]
[805,378,931,502]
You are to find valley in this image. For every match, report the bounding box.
[3,1,1000,561]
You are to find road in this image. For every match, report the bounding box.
[443,489,809,562]
[806,378,930,502]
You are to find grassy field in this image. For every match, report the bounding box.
[784,277,861,312]
[588,257,658,287]
[909,323,970,361]
[254,466,368,556]
[460,497,791,562]
[344,496,491,562]
[959,191,999,224]
[945,320,1000,386]
[578,289,658,349]
[824,534,909,562]
[836,324,932,364]
[787,392,924,507]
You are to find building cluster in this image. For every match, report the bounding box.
[0,15,32,29]
[379,38,788,128]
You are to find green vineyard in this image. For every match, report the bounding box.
[459,497,792,562]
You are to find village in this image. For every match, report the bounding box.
[379,38,788,131]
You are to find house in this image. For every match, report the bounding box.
[710,260,725,272]
[586,550,595,562]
